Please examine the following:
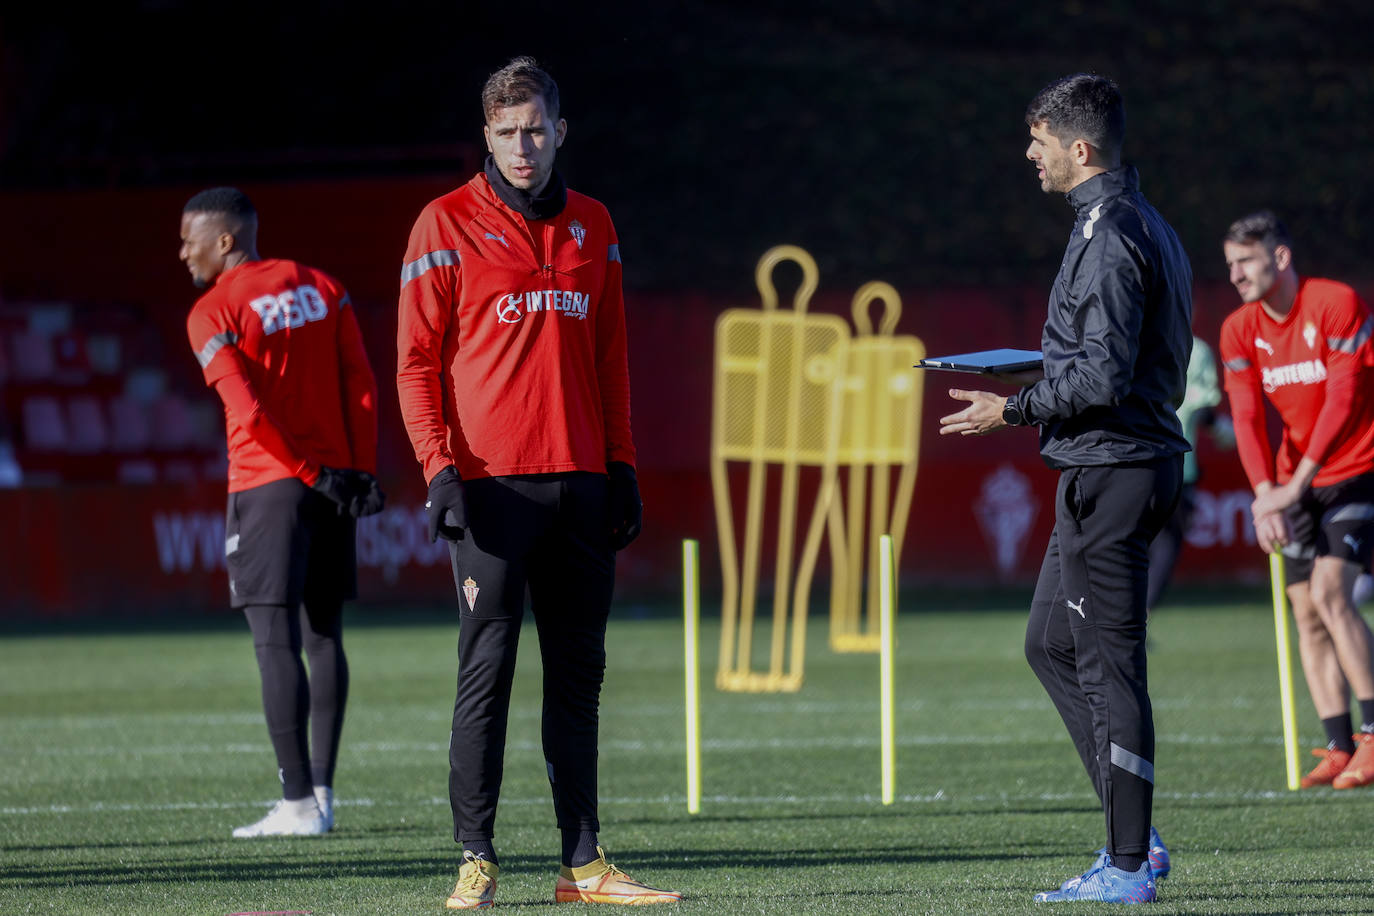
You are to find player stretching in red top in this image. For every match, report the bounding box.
[1220,209,1374,789]
[181,187,384,836]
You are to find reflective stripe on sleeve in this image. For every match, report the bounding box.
[195,331,238,369]
[1223,356,1251,372]
[400,249,461,289]
[1328,314,1374,354]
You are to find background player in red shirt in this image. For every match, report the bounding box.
[1220,209,1374,790]
[396,58,680,908]
[181,187,384,836]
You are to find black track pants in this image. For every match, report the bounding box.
[445,473,613,843]
[1024,457,1182,859]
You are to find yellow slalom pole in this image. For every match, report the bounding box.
[1269,551,1301,791]
[879,534,896,805]
[683,539,702,814]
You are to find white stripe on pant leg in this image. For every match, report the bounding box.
[1110,741,1155,783]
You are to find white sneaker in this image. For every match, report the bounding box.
[232,798,328,838]
[313,786,334,832]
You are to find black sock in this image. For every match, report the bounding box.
[1358,698,1374,734]
[1112,853,1146,873]
[1322,714,1356,753]
[464,839,497,866]
[562,829,600,868]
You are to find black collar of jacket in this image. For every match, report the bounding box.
[484,154,568,220]
[1066,164,1139,212]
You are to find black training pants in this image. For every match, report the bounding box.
[446,472,613,843]
[243,600,349,798]
[1024,457,1182,860]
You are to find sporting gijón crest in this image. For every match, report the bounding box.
[463,576,479,612]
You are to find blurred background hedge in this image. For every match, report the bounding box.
[4,0,1371,293]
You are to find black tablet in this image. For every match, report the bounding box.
[916,348,1043,374]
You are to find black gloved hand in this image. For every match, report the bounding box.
[312,465,357,515]
[607,461,643,551]
[348,471,387,518]
[314,466,388,518]
[425,465,467,542]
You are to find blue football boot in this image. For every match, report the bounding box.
[1057,825,1169,891]
[1035,857,1156,903]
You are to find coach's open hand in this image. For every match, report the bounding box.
[939,389,1010,436]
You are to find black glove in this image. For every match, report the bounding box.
[312,465,358,515]
[607,461,643,551]
[348,471,387,518]
[314,466,388,518]
[426,465,467,542]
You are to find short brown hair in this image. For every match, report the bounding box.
[1224,210,1293,253]
[481,56,559,122]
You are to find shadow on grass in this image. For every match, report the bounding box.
[2,846,517,888]
[602,800,1103,830]
[2,837,221,855]
[0,827,1109,889]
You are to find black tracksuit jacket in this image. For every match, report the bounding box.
[1007,166,1193,469]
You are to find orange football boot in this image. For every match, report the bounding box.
[1301,746,1353,788]
[1333,733,1374,789]
[555,847,682,905]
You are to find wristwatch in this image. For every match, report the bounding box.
[1002,397,1024,427]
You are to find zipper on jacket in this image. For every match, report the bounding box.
[540,222,556,281]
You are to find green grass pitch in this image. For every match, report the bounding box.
[3,592,1374,914]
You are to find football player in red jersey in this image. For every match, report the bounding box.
[395,59,679,908]
[181,187,384,836]
[1221,209,1374,790]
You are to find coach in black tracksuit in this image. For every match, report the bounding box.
[941,74,1191,896]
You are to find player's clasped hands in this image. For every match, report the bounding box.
[939,388,1007,436]
[1250,483,1299,553]
[1253,511,1290,554]
[313,466,387,518]
[347,471,386,517]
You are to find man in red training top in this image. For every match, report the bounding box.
[396,58,680,908]
[1221,209,1374,790]
[181,186,384,837]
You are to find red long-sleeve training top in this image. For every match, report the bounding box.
[1220,276,1374,490]
[396,173,635,484]
[186,259,378,492]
